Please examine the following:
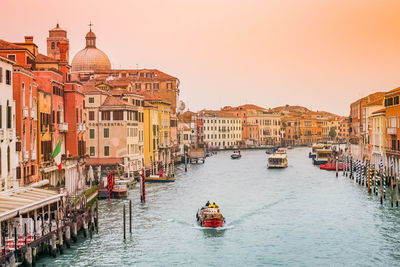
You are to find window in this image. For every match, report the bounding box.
[135,83,141,89]
[89,111,95,121]
[113,110,123,120]
[7,146,10,174]
[153,83,159,90]
[89,128,95,139]
[89,146,95,156]
[6,103,11,128]
[146,83,151,90]
[104,146,109,156]
[88,97,94,104]
[395,96,399,105]
[7,55,16,62]
[167,83,172,89]
[101,111,111,120]
[104,128,109,138]
[5,70,11,85]
[0,67,2,83]
[51,42,55,49]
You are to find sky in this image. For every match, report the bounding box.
[1,0,400,116]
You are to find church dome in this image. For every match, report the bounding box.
[71,48,111,72]
[71,28,111,73]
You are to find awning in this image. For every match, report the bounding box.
[0,187,64,222]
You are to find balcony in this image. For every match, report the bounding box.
[23,107,29,119]
[31,108,36,120]
[24,150,29,162]
[387,127,397,135]
[6,129,13,140]
[31,150,36,161]
[59,122,68,132]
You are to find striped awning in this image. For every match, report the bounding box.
[0,187,64,222]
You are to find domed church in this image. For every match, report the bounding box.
[71,27,111,73]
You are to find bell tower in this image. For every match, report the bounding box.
[47,23,69,62]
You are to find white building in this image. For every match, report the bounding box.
[0,56,17,191]
[201,111,242,149]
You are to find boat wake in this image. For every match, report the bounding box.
[228,199,281,225]
[192,224,234,231]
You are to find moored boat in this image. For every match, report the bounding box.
[320,162,343,171]
[309,144,325,158]
[231,150,241,159]
[313,149,333,165]
[145,175,176,183]
[196,204,225,228]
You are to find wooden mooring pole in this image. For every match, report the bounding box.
[129,199,132,234]
[123,204,126,240]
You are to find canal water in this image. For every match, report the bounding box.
[39,148,400,266]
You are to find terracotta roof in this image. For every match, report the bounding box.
[101,96,134,107]
[0,39,25,50]
[364,97,384,106]
[82,84,110,95]
[86,157,122,166]
[111,69,177,80]
[143,101,155,108]
[372,108,385,115]
[222,104,266,111]
[199,110,238,118]
[35,53,59,63]
[107,80,131,88]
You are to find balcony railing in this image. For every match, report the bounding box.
[23,107,29,119]
[0,129,4,140]
[387,127,397,135]
[6,129,13,140]
[24,150,29,162]
[59,122,68,132]
[77,123,86,133]
[31,150,36,161]
[386,149,400,155]
[31,108,36,120]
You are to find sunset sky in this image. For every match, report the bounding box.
[1,0,400,115]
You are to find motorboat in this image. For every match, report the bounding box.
[267,153,288,168]
[196,204,225,228]
[231,150,241,159]
[313,149,333,165]
[145,174,175,183]
[320,162,343,171]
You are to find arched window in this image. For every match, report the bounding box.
[7,146,10,174]
[51,42,55,49]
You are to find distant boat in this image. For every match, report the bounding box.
[268,149,288,168]
[145,175,175,183]
[320,162,343,171]
[231,150,241,159]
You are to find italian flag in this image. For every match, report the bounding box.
[52,140,62,172]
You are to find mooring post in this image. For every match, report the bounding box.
[24,245,32,267]
[83,214,88,238]
[72,217,78,243]
[336,156,338,177]
[184,153,188,172]
[95,198,99,233]
[129,199,132,234]
[367,163,371,194]
[123,204,126,240]
[396,174,399,207]
[58,222,63,254]
[32,247,37,265]
[65,224,71,248]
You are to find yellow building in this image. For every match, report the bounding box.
[37,90,52,172]
[145,95,172,173]
[143,101,159,168]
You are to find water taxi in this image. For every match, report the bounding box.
[145,175,176,183]
[196,204,225,228]
[231,150,241,159]
[268,153,288,168]
[309,144,325,158]
[312,149,333,165]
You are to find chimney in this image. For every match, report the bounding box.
[24,36,33,44]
